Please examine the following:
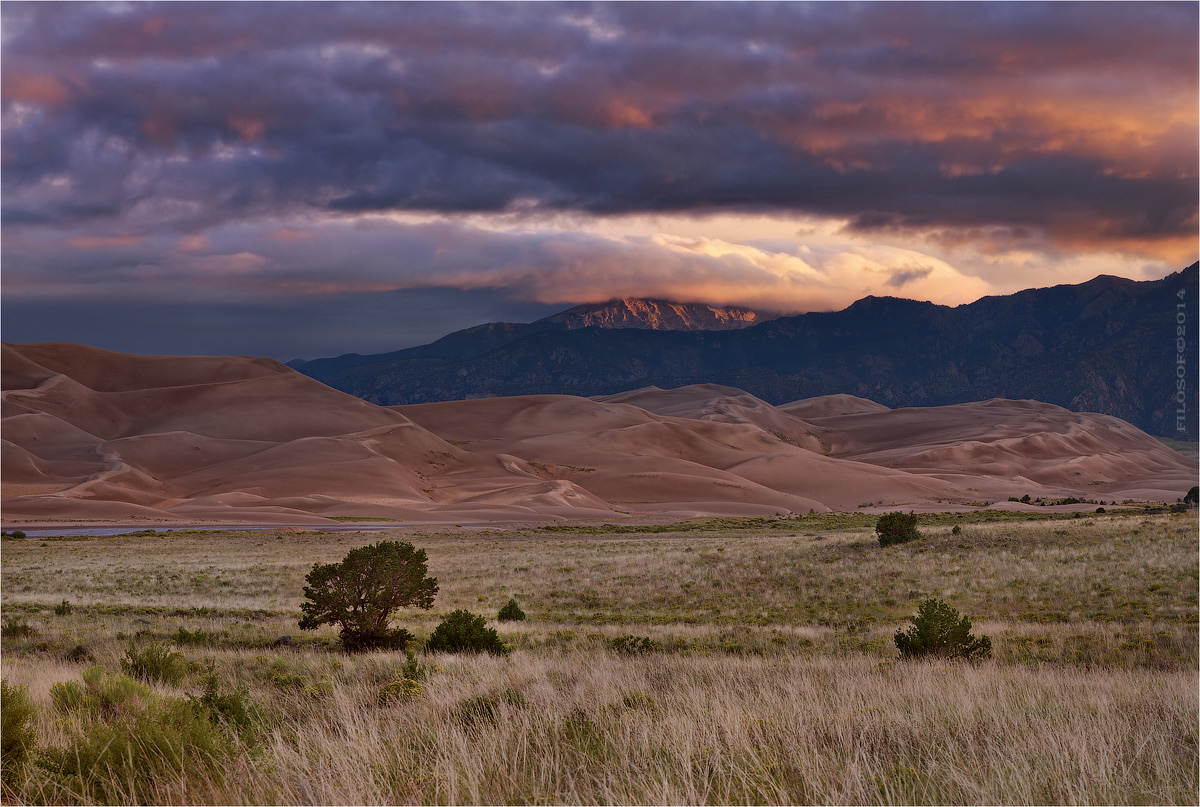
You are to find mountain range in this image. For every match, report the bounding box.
[294,264,1198,440]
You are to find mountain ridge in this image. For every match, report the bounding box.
[288,298,770,375]
[295,264,1198,439]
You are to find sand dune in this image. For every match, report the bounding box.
[3,342,1194,526]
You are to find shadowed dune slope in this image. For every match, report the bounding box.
[3,343,1194,525]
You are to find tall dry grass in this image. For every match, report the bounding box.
[6,648,1193,804]
[2,512,1196,804]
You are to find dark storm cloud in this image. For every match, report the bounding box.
[3,1,1196,255]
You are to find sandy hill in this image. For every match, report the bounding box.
[3,343,1194,526]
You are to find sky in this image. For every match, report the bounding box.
[2,1,1197,360]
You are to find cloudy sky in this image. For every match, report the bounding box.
[3,1,1196,359]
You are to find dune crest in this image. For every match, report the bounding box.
[3,343,1194,526]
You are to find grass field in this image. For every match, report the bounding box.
[1,511,1196,804]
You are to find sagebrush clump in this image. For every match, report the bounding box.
[876,511,922,546]
[120,641,187,686]
[895,598,992,661]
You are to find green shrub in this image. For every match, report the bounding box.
[1,618,36,639]
[120,641,187,686]
[172,626,221,646]
[10,530,25,540]
[894,598,992,662]
[401,650,431,682]
[44,695,236,803]
[1184,485,1198,505]
[1,679,36,787]
[189,671,259,744]
[875,511,922,546]
[498,598,526,622]
[299,540,437,652]
[951,524,962,535]
[42,666,248,801]
[610,635,659,655]
[53,600,72,616]
[426,609,507,655]
[51,666,151,720]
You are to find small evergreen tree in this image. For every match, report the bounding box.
[1184,485,1199,505]
[497,599,526,622]
[876,511,922,546]
[895,598,991,661]
[426,609,507,655]
[299,541,437,652]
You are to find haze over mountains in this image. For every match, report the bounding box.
[3,342,1194,526]
[291,299,767,374]
[293,264,1199,441]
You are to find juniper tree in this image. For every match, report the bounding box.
[299,541,438,651]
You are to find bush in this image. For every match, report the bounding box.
[120,641,187,686]
[51,666,150,720]
[875,511,922,546]
[53,600,72,616]
[894,598,992,662]
[189,670,259,744]
[1,618,36,639]
[426,609,507,655]
[1185,485,1199,505]
[299,540,438,652]
[1,679,36,787]
[951,524,962,535]
[43,668,238,804]
[610,635,659,655]
[497,598,526,622]
[63,644,95,664]
[172,626,221,646]
[378,678,423,704]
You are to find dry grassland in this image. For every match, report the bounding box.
[1,511,1197,804]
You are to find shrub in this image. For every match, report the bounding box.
[951,524,962,535]
[1,618,36,639]
[190,671,259,744]
[875,511,922,546]
[120,641,187,686]
[426,609,507,655]
[172,626,221,646]
[53,600,72,616]
[10,530,25,540]
[1,679,36,787]
[1185,485,1199,505]
[299,540,437,652]
[610,635,659,655]
[498,598,526,622]
[63,644,95,664]
[51,665,151,720]
[894,598,992,662]
[378,678,423,704]
[43,679,237,804]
